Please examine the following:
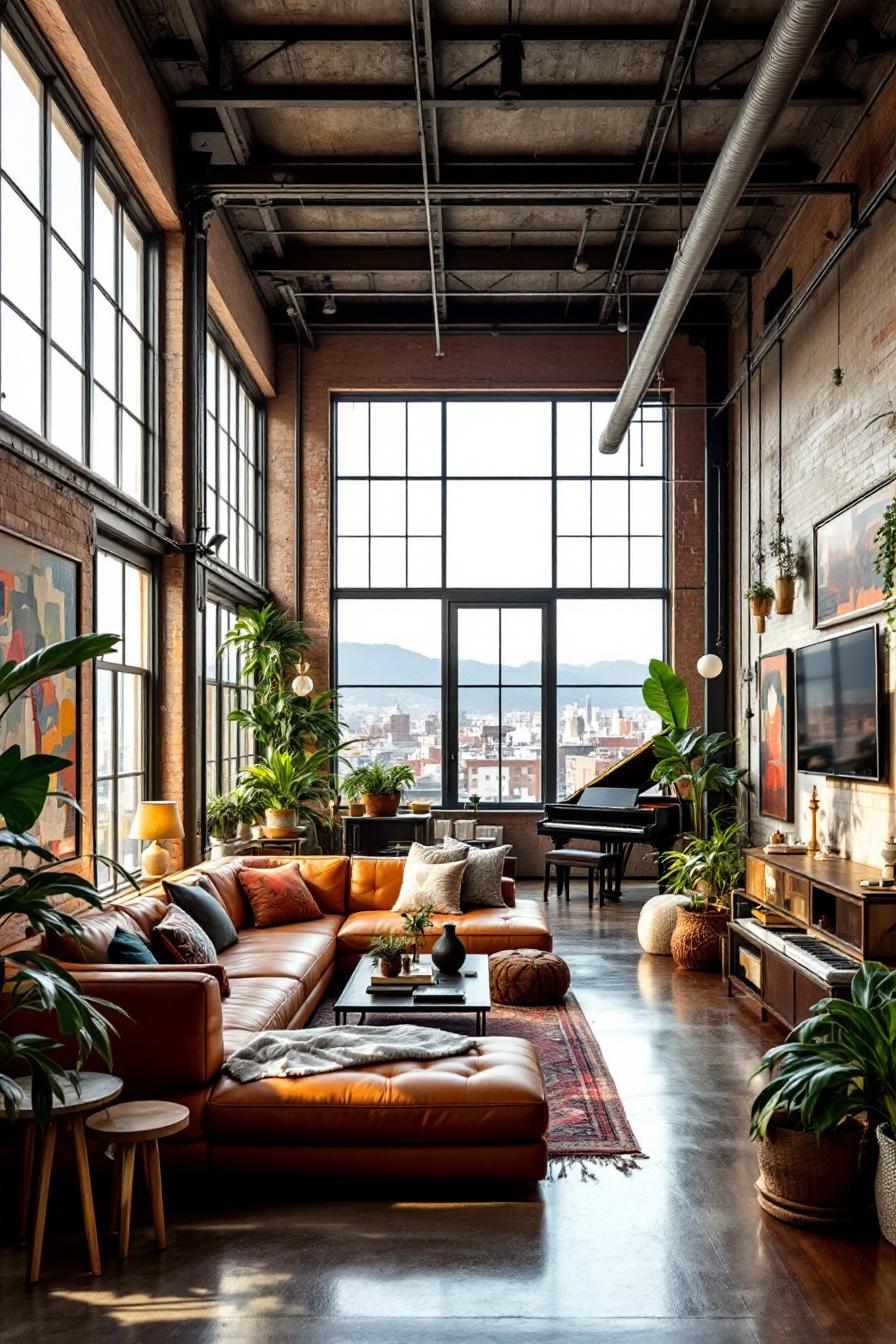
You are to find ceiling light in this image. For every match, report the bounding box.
[697,654,724,680]
[616,298,628,333]
[322,293,337,316]
[573,256,590,275]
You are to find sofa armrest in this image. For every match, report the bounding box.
[63,960,230,999]
[73,969,224,1092]
[501,876,516,908]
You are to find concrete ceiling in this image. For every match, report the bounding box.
[127,0,896,339]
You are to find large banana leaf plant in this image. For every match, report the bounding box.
[750,962,896,1140]
[0,634,130,1126]
[642,659,744,838]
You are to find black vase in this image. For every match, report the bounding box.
[431,923,466,976]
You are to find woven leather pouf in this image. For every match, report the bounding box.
[637,892,689,955]
[489,949,571,1006]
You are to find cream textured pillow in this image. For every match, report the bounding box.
[393,856,468,914]
[441,837,512,909]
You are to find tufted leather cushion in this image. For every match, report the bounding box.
[238,862,323,927]
[489,949,571,1006]
[338,899,552,955]
[207,1036,547,1146]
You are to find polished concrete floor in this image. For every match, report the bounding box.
[3,881,895,1344]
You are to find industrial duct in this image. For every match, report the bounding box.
[598,0,842,454]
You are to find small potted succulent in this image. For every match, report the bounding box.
[663,818,745,971]
[769,528,797,615]
[749,962,896,1229]
[343,761,417,817]
[368,933,411,978]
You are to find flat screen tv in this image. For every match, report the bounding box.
[795,626,883,780]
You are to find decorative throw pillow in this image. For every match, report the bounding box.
[152,905,218,966]
[237,863,323,928]
[107,927,158,965]
[441,837,512,909]
[392,856,467,915]
[163,878,238,952]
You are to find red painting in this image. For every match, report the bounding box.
[759,649,793,822]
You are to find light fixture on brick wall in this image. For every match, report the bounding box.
[291,660,314,696]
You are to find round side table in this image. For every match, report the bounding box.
[86,1100,190,1258]
[16,1071,123,1283]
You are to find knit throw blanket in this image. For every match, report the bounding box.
[224,1024,473,1083]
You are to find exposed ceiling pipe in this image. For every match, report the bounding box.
[598,0,842,454]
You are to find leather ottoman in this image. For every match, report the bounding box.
[206,1036,548,1180]
[489,949,571,1006]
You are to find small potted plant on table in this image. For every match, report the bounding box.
[663,818,745,971]
[343,762,417,817]
[749,961,896,1229]
[368,934,411,978]
[401,903,434,965]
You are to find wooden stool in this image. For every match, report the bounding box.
[16,1070,123,1283]
[543,848,622,908]
[86,1100,190,1258]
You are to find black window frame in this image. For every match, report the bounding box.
[0,5,161,509]
[204,324,266,586]
[202,591,256,846]
[331,393,670,809]
[92,538,157,893]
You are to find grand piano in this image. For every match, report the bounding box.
[537,740,686,893]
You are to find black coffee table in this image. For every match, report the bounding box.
[334,954,491,1035]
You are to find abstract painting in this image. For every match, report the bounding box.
[0,531,79,856]
[759,648,793,823]
[814,478,895,628]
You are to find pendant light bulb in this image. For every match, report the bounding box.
[697,654,724,680]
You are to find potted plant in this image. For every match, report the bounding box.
[242,745,340,839]
[769,529,797,615]
[749,962,896,1229]
[0,634,129,1126]
[343,761,417,817]
[206,793,240,853]
[401,903,434,965]
[232,783,262,839]
[745,580,776,633]
[368,934,410,978]
[663,818,745,971]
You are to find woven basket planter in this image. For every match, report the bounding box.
[756,1119,868,1225]
[670,906,728,971]
[875,1124,896,1245]
[489,949,571,1006]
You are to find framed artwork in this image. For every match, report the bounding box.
[758,648,794,822]
[0,529,80,857]
[814,478,896,628]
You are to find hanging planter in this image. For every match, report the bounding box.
[769,531,797,615]
[745,581,775,633]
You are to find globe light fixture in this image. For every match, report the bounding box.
[291,660,314,697]
[697,653,724,680]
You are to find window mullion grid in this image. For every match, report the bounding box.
[83,138,95,470]
[40,65,50,441]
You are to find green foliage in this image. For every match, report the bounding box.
[769,529,798,580]
[0,633,128,1126]
[219,602,309,684]
[745,580,775,601]
[368,933,411,962]
[206,794,240,840]
[750,962,896,1140]
[662,817,745,912]
[874,498,896,629]
[242,746,339,826]
[641,658,689,730]
[342,761,417,801]
[650,729,744,838]
[401,904,434,943]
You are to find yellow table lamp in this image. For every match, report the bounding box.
[129,801,184,880]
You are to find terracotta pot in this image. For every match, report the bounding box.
[364,791,401,817]
[774,575,795,615]
[378,955,403,978]
[875,1124,896,1245]
[757,1118,868,1223]
[748,593,774,634]
[670,905,729,971]
[348,801,365,817]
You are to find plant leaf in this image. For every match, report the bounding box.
[642,659,689,729]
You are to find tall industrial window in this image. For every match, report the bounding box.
[0,23,156,501]
[205,335,264,582]
[94,549,152,889]
[333,397,667,807]
[204,598,255,812]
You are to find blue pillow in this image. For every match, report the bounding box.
[163,879,238,952]
[108,927,157,965]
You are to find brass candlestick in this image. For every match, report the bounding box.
[807,786,821,857]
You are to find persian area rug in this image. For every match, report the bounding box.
[311,992,645,1174]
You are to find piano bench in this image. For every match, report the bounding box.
[543,849,622,908]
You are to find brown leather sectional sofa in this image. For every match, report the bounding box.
[9,854,552,1179]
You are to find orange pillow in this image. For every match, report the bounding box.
[237,863,323,927]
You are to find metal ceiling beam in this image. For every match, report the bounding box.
[175,81,861,110]
[252,243,760,274]
[410,0,447,333]
[295,296,729,328]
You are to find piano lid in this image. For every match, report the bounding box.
[576,785,640,809]
[561,738,657,805]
